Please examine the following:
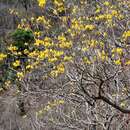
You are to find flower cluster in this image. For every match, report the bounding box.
[0,0,130,95]
[38,0,46,7]
[36,99,64,117]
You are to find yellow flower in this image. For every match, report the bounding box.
[58,35,66,42]
[120,101,126,108]
[29,51,38,57]
[31,61,39,69]
[63,56,72,62]
[95,8,101,13]
[48,57,58,63]
[89,40,98,48]
[125,60,130,65]
[36,16,46,23]
[54,50,64,57]
[122,30,130,41]
[17,72,24,79]
[57,63,65,73]
[4,80,11,86]
[58,99,64,104]
[83,57,91,64]
[44,105,51,111]
[0,53,7,61]
[97,50,108,61]
[36,99,64,117]
[34,39,43,46]
[54,0,63,6]
[44,37,52,42]
[112,48,123,55]
[38,0,46,7]
[62,16,67,23]
[50,63,65,77]
[85,24,95,31]
[43,37,53,47]
[34,31,41,37]
[71,18,82,30]
[116,48,123,55]
[17,52,22,55]
[24,49,29,54]
[4,80,11,89]
[114,59,121,65]
[72,6,78,14]
[38,49,49,59]
[8,45,18,52]
[31,17,35,22]
[112,48,116,53]
[111,10,118,16]
[12,60,20,67]
[26,65,33,69]
[58,6,65,13]
[17,24,22,29]
[95,14,105,20]
[106,14,112,19]
[59,41,72,48]
[104,1,110,6]
[50,70,59,77]
[81,47,88,52]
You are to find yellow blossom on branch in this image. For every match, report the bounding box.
[50,70,59,77]
[12,60,20,67]
[26,65,34,70]
[57,63,65,73]
[36,99,64,116]
[17,72,24,80]
[114,59,121,65]
[0,53,7,61]
[48,57,58,63]
[8,45,18,52]
[125,60,130,65]
[83,57,91,64]
[63,56,73,62]
[37,0,46,7]
[84,24,95,31]
[104,1,110,6]
[122,30,130,41]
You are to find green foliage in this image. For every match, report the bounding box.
[12,28,34,50]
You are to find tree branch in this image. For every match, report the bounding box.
[96,95,130,114]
